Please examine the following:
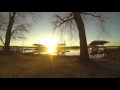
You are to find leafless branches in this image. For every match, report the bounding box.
[82,12,109,38]
[11,24,31,40]
[0,14,8,31]
[52,12,78,43]
[0,12,41,45]
[52,12,109,45]
[53,13,74,30]
[0,35,5,45]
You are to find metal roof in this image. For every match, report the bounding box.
[89,40,109,46]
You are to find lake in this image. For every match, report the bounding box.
[49,48,80,56]
[0,46,119,58]
[49,48,105,58]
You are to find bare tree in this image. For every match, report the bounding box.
[0,13,7,45]
[0,12,41,54]
[52,12,108,63]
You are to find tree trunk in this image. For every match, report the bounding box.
[4,12,16,53]
[74,12,90,62]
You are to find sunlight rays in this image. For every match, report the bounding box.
[41,38,59,53]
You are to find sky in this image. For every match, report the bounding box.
[0,12,120,47]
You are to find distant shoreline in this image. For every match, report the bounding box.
[0,46,120,48]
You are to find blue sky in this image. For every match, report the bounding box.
[1,12,120,46]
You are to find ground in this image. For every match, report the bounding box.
[0,53,120,78]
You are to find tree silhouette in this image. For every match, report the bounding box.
[52,12,108,63]
[0,12,40,54]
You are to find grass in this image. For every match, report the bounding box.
[0,53,120,78]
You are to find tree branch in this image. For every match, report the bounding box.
[83,12,105,29]
[0,36,5,45]
[11,25,22,36]
[54,16,74,30]
[53,12,74,30]
[11,24,30,36]
[83,12,109,38]
[63,12,73,19]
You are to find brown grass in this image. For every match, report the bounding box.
[0,53,120,78]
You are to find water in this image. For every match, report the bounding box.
[1,46,119,58]
[50,48,80,56]
[50,49,104,58]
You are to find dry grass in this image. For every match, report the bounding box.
[0,53,120,78]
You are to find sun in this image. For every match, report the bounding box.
[41,38,58,53]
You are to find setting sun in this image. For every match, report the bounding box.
[41,38,59,53]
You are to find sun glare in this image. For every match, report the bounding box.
[41,38,58,53]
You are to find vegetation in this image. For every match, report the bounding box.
[53,12,108,63]
[0,54,120,78]
[0,12,119,78]
[0,12,40,54]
